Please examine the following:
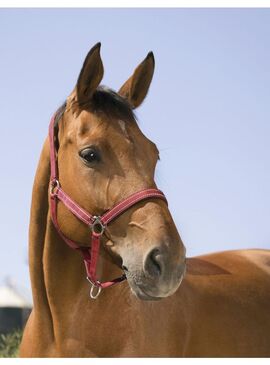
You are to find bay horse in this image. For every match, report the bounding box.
[20,43,270,357]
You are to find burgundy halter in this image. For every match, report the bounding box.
[49,112,167,298]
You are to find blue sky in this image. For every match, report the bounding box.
[0,8,269,291]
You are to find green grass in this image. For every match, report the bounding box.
[0,329,22,358]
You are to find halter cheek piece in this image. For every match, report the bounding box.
[49,113,167,299]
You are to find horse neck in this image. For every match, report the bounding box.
[28,137,54,336]
[29,138,120,334]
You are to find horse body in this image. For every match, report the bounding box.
[20,44,270,357]
[183,249,270,357]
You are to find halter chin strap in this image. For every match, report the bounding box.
[49,113,167,299]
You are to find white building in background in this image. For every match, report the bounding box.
[0,278,32,334]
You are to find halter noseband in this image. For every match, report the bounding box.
[49,113,167,299]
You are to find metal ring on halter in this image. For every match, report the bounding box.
[86,277,102,299]
[91,216,106,235]
[50,179,60,196]
[90,284,102,299]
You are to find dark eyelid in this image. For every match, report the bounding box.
[80,144,98,151]
[79,145,100,156]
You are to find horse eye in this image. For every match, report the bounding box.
[79,148,101,164]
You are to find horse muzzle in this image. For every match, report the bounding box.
[123,242,186,301]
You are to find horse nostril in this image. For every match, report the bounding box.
[144,248,163,278]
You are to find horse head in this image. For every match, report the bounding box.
[53,43,186,301]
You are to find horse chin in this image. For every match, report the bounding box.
[126,271,186,301]
[127,277,169,301]
[129,283,162,301]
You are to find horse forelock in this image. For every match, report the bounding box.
[60,85,137,123]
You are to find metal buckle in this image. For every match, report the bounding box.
[50,179,60,196]
[86,277,102,299]
[91,216,106,235]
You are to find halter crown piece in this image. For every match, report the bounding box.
[49,112,167,299]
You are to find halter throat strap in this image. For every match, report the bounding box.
[48,113,167,298]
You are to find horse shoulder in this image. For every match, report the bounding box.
[179,249,270,356]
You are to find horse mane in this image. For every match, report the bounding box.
[55,86,136,125]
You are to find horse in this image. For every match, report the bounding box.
[20,43,270,357]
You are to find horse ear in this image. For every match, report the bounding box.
[76,42,104,105]
[118,52,155,109]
